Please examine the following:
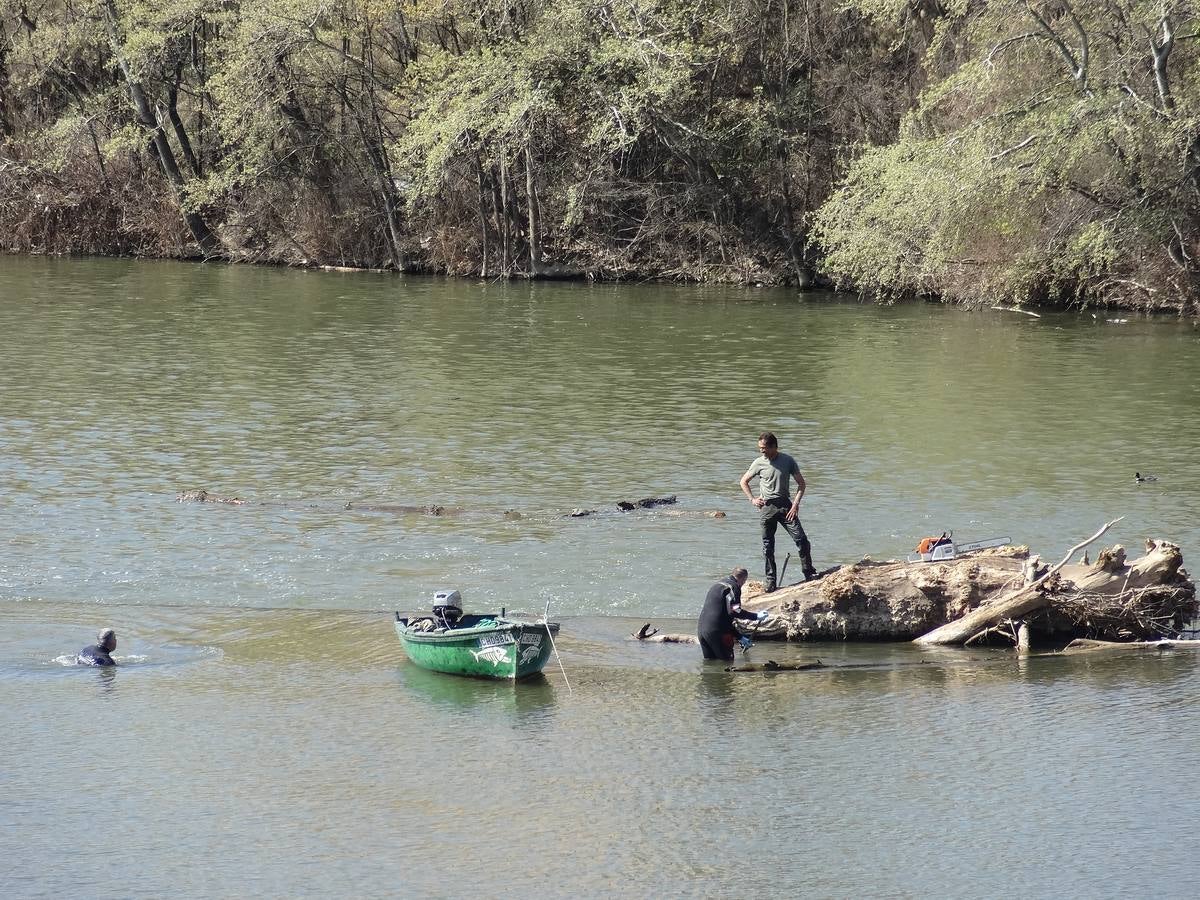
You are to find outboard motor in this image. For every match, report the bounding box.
[432,589,464,628]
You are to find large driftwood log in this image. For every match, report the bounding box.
[913,520,1123,646]
[737,550,1032,641]
[736,530,1195,645]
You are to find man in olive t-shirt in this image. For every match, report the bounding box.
[739,431,816,592]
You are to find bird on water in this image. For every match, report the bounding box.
[1135,472,1158,483]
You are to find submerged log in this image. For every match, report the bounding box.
[1062,638,1200,653]
[176,489,247,505]
[725,660,826,672]
[738,531,1195,645]
[176,489,720,520]
[617,495,677,510]
[630,623,697,644]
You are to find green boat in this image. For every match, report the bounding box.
[394,590,560,681]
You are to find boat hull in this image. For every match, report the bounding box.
[394,616,559,680]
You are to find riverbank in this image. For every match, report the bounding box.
[6,146,1196,314]
[7,239,1199,321]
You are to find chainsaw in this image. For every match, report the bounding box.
[906,533,1012,563]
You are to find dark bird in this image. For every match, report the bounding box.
[1135,472,1158,483]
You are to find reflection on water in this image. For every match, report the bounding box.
[397,662,560,722]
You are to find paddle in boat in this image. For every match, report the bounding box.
[394,590,561,681]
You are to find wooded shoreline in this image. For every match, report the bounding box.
[2,1,1197,315]
[4,248,1197,324]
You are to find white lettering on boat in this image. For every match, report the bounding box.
[517,633,542,646]
[470,646,510,666]
[478,633,516,648]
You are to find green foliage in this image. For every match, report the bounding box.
[1,0,1194,307]
[816,0,1200,310]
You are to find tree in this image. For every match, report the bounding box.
[101,0,220,254]
[813,0,1200,312]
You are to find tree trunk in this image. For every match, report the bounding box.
[499,154,511,275]
[350,98,404,268]
[476,158,489,277]
[86,120,108,183]
[165,80,200,176]
[337,28,405,270]
[524,145,542,276]
[779,165,810,287]
[914,582,1053,647]
[101,0,220,255]
[0,22,12,137]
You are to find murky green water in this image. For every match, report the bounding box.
[3,255,1199,896]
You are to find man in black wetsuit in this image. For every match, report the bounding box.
[77,628,117,666]
[697,567,761,661]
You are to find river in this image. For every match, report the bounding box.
[2,255,1199,897]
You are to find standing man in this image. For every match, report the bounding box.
[697,566,763,661]
[740,431,817,592]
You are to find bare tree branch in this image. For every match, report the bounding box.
[989,134,1039,161]
[985,32,1044,68]
[1120,83,1172,119]
[1145,15,1176,110]
[1024,0,1087,90]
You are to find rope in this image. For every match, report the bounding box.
[543,600,572,695]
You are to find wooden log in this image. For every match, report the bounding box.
[1017,619,1031,653]
[630,623,697,644]
[914,519,1123,646]
[725,660,826,672]
[915,584,1054,646]
[735,551,1033,642]
[634,531,1192,647]
[991,305,1042,318]
[1066,539,1183,594]
[1062,637,1200,653]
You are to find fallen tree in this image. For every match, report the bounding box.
[733,526,1195,647]
[1062,638,1200,653]
[912,519,1124,646]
